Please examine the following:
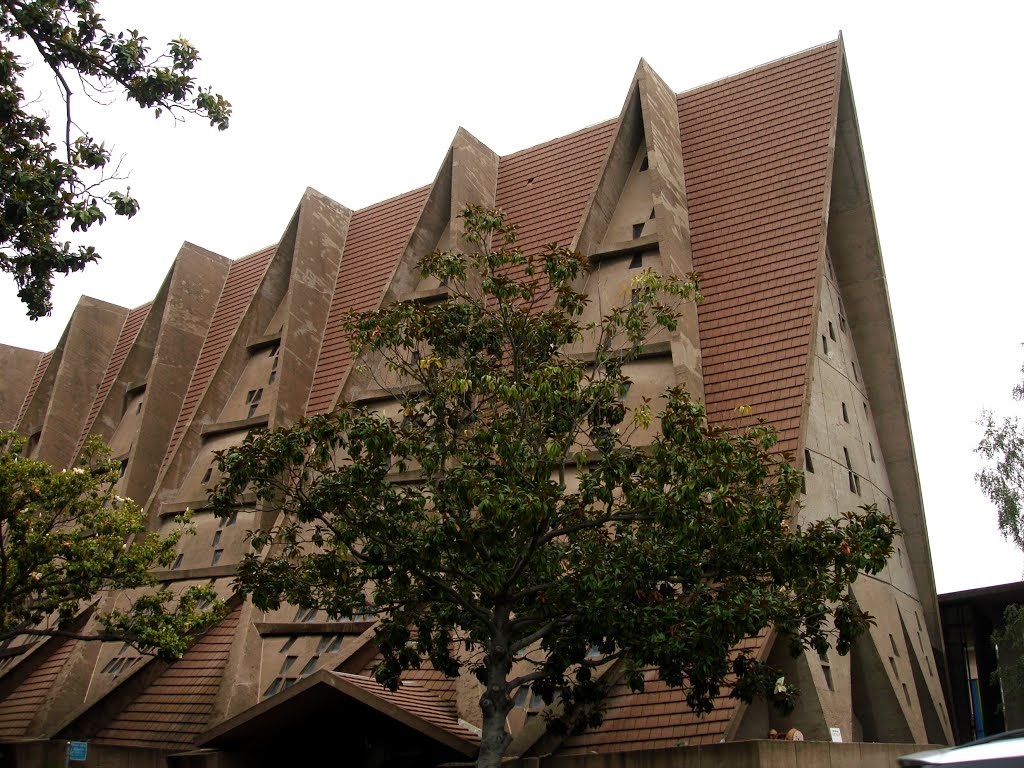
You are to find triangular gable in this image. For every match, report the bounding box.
[572,58,705,400]
[339,129,499,403]
[269,189,351,428]
[32,297,129,468]
[198,669,478,758]
[73,302,152,459]
[154,246,275,496]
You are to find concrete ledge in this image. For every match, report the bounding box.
[153,563,238,581]
[590,233,660,263]
[246,333,281,353]
[199,414,269,439]
[254,621,374,636]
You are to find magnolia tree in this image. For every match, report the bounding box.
[211,207,897,768]
[1,0,231,318]
[0,432,223,659]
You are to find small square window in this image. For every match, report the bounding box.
[631,287,653,306]
[629,253,643,269]
[632,223,644,240]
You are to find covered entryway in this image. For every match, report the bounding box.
[192,670,478,767]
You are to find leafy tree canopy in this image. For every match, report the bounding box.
[0,0,230,319]
[977,359,1024,704]
[977,360,1024,550]
[211,206,897,767]
[0,431,225,659]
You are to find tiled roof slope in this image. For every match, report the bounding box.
[74,302,152,457]
[305,122,617,417]
[352,647,458,705]
[306,187,430,415]
[556,633,768,754]
[92,608,241,750]
[334,672,478,745]
[15,351,52,431]
[681,41,839,456]
[495,120,616,259]
[161,249,274,471]
[0,637,75,737]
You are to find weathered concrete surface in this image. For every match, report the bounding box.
[0,344,42,431]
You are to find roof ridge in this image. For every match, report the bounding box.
[678,38,839,98]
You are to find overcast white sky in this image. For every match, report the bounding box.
[2,1,1021,594]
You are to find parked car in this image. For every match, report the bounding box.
[899,730,1024,766]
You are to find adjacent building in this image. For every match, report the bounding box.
[0,37,952,766]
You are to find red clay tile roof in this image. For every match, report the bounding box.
[556,633,769,754]
[682,41,838,457]
[0,637,74,738]
[333,672,478,745]
[74,302,152,458]
[161,249,275,472]
[14,351,52,432]
[92,608,240,750]
[495,121,616,259]
[305,187,430,415]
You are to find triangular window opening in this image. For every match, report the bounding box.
[639,154,649,172]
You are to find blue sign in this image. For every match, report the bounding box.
[68,741,88,761]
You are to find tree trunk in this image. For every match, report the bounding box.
[477,629,514,768]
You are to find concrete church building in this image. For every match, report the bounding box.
[0,37,951,766]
